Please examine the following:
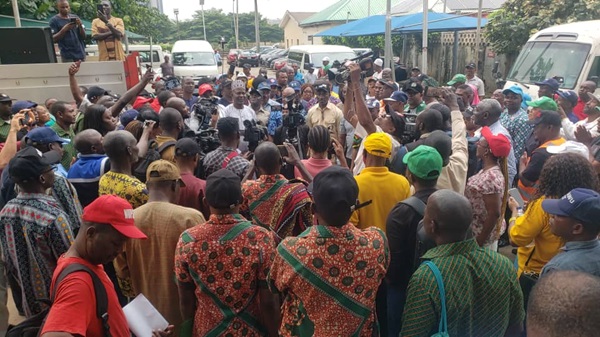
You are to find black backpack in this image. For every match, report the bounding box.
[400,196,437,271]
[7,263,111,337]
[133,140,177,183]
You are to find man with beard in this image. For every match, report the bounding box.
[574,80,598,121]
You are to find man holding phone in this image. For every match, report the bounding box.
[49,0,86,62]
[92,0,126,61]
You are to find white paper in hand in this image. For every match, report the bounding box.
[123,294,169,337]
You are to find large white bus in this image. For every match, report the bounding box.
[504,20,600,98]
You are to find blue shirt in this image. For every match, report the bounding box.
[184,96,199,110]
[542,240,600,277]
[49,15,85,60]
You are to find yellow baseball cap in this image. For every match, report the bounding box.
[364,132,392,158]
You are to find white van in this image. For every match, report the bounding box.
[287,45,356,73]
[504,20,600,98]
[171,40,218,85]
[84,44,164,75]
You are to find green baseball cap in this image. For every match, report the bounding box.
[447,74,466,86]
[526,96,558,111]
[402,145,443,180]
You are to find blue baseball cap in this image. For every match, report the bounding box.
[502,85,524,97]
[556,90,579,107]
[534,78,560,91]
[384,91,408,103]
[257,81,271,91]
[289,80,302,92]
[23,127,69,145]
[11,100,37,114]
[266,78,279,87]
[542,188,600,227]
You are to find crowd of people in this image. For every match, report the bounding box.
[3,25,600,336]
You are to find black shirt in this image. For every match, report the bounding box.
[385,188,437,289]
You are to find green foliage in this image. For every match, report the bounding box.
[485,0,600,56]
[171,8,283,46]
[1,0,176,42]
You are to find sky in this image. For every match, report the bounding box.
[162,0,340,21]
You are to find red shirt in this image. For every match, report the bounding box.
[178,172,206,212]
[573,97,587,121]
[41,256,130,337]
[295,157,332,179]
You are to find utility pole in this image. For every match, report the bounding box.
[235,0,239,49]
[11,0,20,27]
[200,0,207,40]
[384,0,394,82]
[422,0,428,74]
[174,8,179,40]
[254,0,260,52]
[475,0,483,65]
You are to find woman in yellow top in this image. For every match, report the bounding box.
[508,153,599,277]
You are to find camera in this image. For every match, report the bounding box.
[191,97,219,130]
[401,112,419,144]
[243,120,267,152]
[328,51,374,85]
[183,128,221,179]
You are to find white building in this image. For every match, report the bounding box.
[148,0,164,14]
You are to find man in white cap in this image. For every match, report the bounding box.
[318,56,331,78]
[373,58,384,80]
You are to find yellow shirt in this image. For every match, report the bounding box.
[350,166,411,231]
[509,197,564,276]
[155,135,177,163]
[92,17,126,61]
[99,171,148,209]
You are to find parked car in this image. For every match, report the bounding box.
[250,46,274,54]
[273,57,288,70]
[237,50,259,67]
[263,49,287,67]
[258,48,281,66]
[227,49,241,64]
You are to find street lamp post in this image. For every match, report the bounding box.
[200,0,207,40]
[174,8,179,40]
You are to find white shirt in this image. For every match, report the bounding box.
[561,117,600,141]
[304,72,317,85]
[467,75,485,97]
[219,104,257,131]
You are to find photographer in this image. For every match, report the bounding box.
[49,0,85,62]
[190,86,219,130]
[347,63,404,175]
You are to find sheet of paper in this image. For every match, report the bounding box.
[123,294,169,337]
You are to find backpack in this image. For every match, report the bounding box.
[7,263,111,337]
[400,196,436,272]
[133,140,176,183]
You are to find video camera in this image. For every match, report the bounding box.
[328,51,375,85]
[401,112,419,144]
[183,128,221,155]
[191,96,219,129]
[243,119,267,152]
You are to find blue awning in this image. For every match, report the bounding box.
[314,12,487,37]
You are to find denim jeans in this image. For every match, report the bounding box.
[387,285,407,337]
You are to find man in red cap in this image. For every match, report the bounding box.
[41,195,173,337]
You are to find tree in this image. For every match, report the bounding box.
[485,0,600,57]
[171,9,282,47]
[0,0,176,42]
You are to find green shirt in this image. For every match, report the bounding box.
[400,239,524,337]
[50,123,77,170]
[404,101,426,115]
[0,119,11,143]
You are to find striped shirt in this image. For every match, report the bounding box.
[401,239,524,337]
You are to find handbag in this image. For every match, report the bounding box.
[518,247,539,307]
[423,261,450,337]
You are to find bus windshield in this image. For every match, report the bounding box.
[507,41,591,89]
[172,52,215,66]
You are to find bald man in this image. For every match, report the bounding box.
[401,189,524,337]
[240,142,313,239]
[154,108,182,163]
[166,97,190,119]
[574,80,598,120]
[527,270,600,337]
[67,129,109,207]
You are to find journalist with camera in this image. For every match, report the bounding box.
[190,84,220,131]
[202,117,250,180]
